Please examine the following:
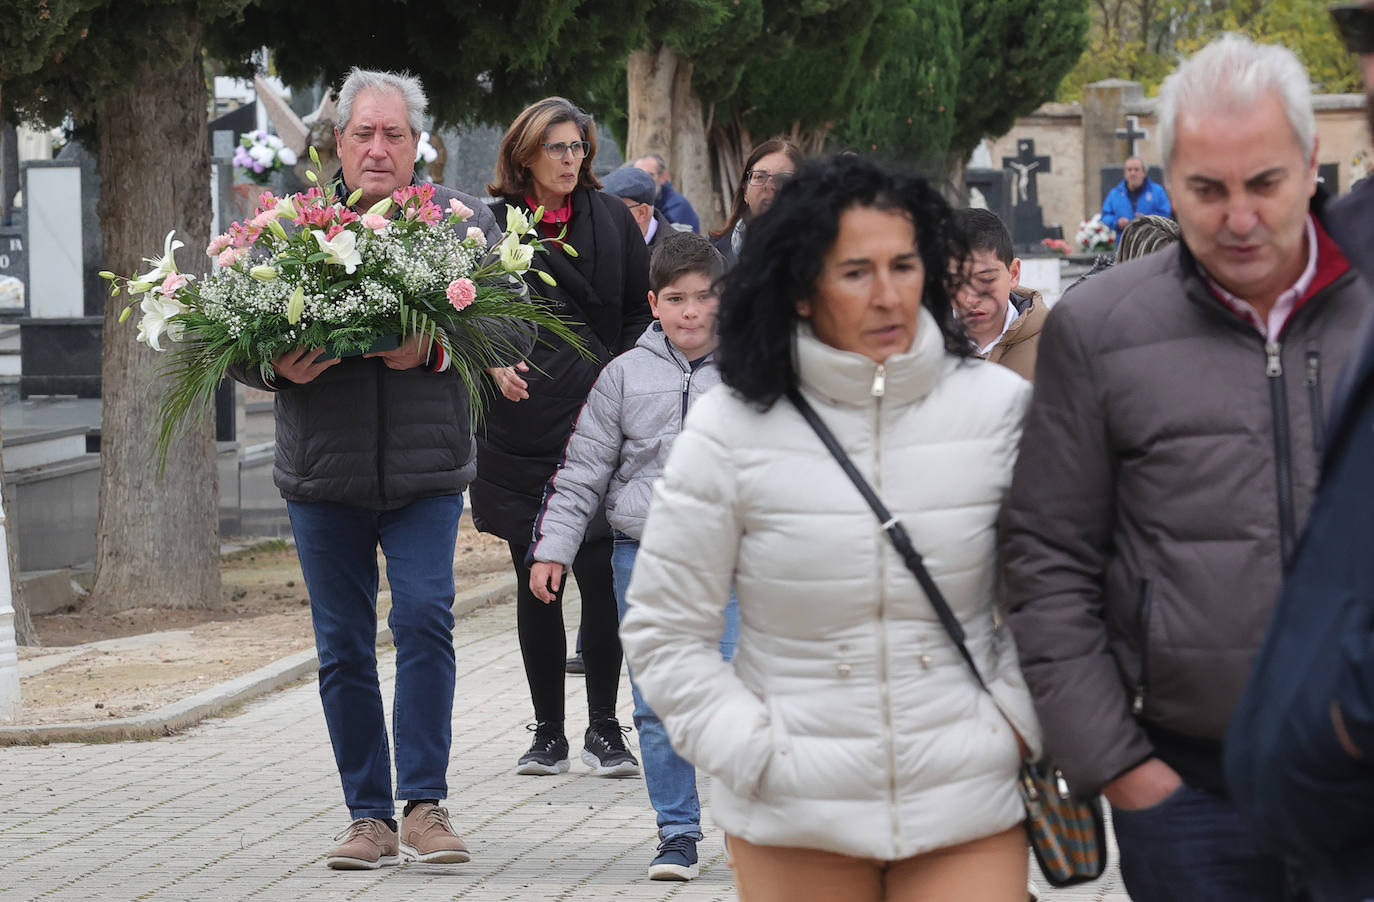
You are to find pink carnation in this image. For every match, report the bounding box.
[466,226,487,248]
[250,209,278,230]
[217,247,247,268]
[158,273,188,297]
[448,198,475,220]
[360,213,389,233]
[446,278,476,310]
[206,233,232,256]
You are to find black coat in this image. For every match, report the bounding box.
[1226,183,1374,902]
[471,187,652,542]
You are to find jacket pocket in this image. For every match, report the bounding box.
[1132,578,1154,718]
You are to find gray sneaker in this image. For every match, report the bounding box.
[326,817,400,870]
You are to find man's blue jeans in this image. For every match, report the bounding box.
[612,538,738,839]
[287,494,462,820]
[1111,781,1296,902]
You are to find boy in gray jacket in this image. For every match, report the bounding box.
[529,232,738,881]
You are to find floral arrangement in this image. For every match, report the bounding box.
[1040,237,1072,256]
[233,130,299,185]
[1075,214,1116,253]
[102,147,584,459]
[414,130,439,179]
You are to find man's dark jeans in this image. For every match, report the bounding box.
[288,494,462,820]
[1112,782,1297,902]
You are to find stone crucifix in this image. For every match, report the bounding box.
[1002,139,1050,207]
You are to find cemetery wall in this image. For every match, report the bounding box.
[985,82,1370,245]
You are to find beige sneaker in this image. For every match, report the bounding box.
[400,803,471,864]
[326,817,400,870]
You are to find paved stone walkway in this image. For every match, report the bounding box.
[0,596,1133,900]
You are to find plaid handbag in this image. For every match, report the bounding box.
[788,389,1109,888]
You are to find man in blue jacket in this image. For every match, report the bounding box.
[1225,5,1374,899]
[1102,156,1173,232]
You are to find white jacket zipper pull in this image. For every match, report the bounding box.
[871,364,887,398]
[1266,342,1283,378]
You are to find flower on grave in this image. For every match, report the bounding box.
[1075,215,1116,253]
[100,153,585,462]
[413,130,439,180]
[1040,237,1072,256]
[234,130,297,186]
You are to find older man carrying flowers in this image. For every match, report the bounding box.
[228,67,505,871]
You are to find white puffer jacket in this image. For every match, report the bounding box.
[620,311,1042,860]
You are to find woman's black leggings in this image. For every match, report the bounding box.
[507,536,621,731]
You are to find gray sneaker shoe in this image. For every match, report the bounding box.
[399,803,471,864]
[326,817,400,870]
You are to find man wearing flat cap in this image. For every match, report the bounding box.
[601,167,681,253]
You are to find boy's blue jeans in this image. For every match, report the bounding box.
[612,538,738,840]
[287,494,462,820]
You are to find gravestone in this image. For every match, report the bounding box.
[1000,139,1063,249]
[1115,115,1148,158]
[19,143,104,398]
[0,227,23,314]
[964,168,1013,228]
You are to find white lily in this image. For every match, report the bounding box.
[498,233,534,273]
[135,230,185,285]
[311,229,362,274]
[274,196,297,218]
[135,292,188,352]
[505,206,532,236]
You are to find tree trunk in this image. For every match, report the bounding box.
[0,406,37,647]
[625,45,722,232]
[706,107,753,233]
[943,150,967,207]
[89,34,221,613]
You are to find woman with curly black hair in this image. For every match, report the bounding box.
[620,155,1042,900]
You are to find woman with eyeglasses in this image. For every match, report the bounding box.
[711,138,806,267]
[476,96,652,779]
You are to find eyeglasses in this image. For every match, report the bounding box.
[1332,4,1374,54]
[745,169,794,187]
[543,140,592,161]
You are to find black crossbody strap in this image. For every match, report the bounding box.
[785,387,991,695]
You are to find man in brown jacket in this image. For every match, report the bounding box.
[1001,35,1371,902]
[952,208,1046,381]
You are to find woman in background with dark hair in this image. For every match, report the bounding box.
[475,96,651,779]
[710,138,805,267]
[621,155,1041,901]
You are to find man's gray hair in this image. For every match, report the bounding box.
[336,67,428,136]
[1158,34,1314,169]
[635,153,668,175]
